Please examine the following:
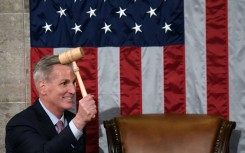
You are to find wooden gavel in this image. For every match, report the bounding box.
[58,47,87,97]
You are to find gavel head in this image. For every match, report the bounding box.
[59,47,85,64]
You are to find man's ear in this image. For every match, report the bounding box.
[38,80,47,95]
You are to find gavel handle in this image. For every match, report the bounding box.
[72,62,87,97]
[72,62,95,118]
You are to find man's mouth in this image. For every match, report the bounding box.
[63,96,73,101]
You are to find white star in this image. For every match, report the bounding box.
[86,7,96,18]
[116,7,127,18]
[57,7,67,18]
[42,22,52,33]
[147,7,157,18]
[72,23,82,34]
[132,23,142,34]
[101,22,112,34]
[162,22,172,33]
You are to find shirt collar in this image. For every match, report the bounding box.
[39,98,65,125]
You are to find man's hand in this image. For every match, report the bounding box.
[72,94,97,131]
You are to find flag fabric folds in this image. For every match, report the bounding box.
[30,0,245,153]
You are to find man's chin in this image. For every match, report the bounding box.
[63,100,73,108]
[63,105,73,110]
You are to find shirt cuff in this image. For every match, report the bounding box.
[69,121,83,140]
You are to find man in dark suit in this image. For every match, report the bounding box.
[5,55,97,153]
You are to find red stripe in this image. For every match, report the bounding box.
[30,47,53,104]
[76,47,99,153]
[120,47,142,115]
[206,0,229,119]
[164,45,186,113]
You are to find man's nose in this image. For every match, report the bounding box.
[68,83,76,94]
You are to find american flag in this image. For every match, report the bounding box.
[30,0,244,152]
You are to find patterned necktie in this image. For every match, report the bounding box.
[56,120,63,134]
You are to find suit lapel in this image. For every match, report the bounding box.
[32,99,57,139]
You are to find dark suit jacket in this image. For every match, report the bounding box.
[5,99,86,153]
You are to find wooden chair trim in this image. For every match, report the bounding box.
[104,119,122,153]
[214,120,236,153]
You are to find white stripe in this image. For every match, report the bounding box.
[142,47,164,113]
[98,47,120,152]
[228,0,245,152]
[184,0,207,114]
[53,48,71,55]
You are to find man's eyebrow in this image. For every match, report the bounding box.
[60,79,70,82]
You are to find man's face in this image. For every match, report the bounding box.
[40,64,76,113]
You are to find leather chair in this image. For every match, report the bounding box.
[103,114,236,153]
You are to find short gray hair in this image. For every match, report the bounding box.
[33,55,61,90]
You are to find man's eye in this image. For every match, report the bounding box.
[61,82,67,86]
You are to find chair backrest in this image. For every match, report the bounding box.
[103,114,236,153]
